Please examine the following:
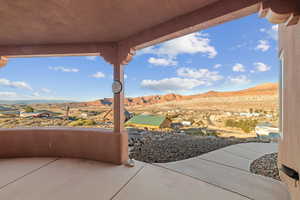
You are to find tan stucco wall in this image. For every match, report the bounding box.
[0,128,128,165]
[278,22,300,200]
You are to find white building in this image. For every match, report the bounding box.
[266,114,273,118]
[181,121,192,126]
[239,112,260,117]
[255,122,279,136]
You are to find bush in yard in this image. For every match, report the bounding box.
[68,119,96,126]
[225,119,258,133]
[24,106,34,113]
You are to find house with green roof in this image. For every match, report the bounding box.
[125,114,171,129]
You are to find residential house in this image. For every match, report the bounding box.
[255,122,279,136]
[126,114,171,129]
[20,110,56,118]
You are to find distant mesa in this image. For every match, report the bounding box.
[81,82,278,107]
[191,83,278,98]
[0,83,277,106]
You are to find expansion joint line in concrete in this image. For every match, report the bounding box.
[0,158,60,191]
[196,156,251,173]
[234,144,277,155]
[110,165,145,200]
[222,150,254,161]
[152,163,253,200]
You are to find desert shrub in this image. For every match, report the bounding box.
[24,106,34,113]
[225,119,258,133]
[225,119,235,127]
[68,119,96,126]
[205,129,219,136]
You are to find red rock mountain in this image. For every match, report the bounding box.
[83,83,278,107]
[191,82,278,98]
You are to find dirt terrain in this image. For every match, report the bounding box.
[0,83,279,138]
[80,82,278,108]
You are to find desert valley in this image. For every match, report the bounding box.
[0,82,279,138]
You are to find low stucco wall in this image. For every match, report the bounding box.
[0,128,128,165]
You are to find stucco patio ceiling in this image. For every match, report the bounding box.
[0,0,221,45]
[0,0,298,59]
[0,0,265,58]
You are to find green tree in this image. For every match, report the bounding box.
[24,106,34,113]
[225,119,258,133]
[69,119,96,127]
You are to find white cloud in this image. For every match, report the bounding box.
[0,78,33,90]
[232,63,246,72]
[49,66,79,73]
[228,75,251,85]
[141,67,223,92]
[260,25,278,40]
[259,28,265,32]
[139,32,217,59]
[141,78,205,92]
[138,46,155,55]
[0,91,71,101]
[255,40,270,52]
[0,92,18,98]
[91,72,105,78]
[254,62,271,72]
[272,25,278,31]
[148,57,177,66]
[86,56,97,61]
[230,40,255,51]
[177,67,223,85]
[213,64,222,69]
[40,88,51,93]
[32,92,40,97]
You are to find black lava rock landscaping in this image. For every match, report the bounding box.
[250,153,281,181]
[129,131,264,163]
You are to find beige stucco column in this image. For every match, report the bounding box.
[105,45,134,134]
[113,63,125,133]
[112,62,129,163]
[100,45,134,164]
[112,62,129,164]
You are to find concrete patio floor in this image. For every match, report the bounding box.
[0,143,289,200]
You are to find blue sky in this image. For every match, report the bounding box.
[0,14,279,101]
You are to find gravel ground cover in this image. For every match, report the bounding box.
[250,153,280,181]
[128,130,265,163]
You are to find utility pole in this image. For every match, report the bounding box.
[65,106,70,120]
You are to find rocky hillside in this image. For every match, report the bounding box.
[82,83,278,107]
[83,94,185,107]
[192,83,278,98]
